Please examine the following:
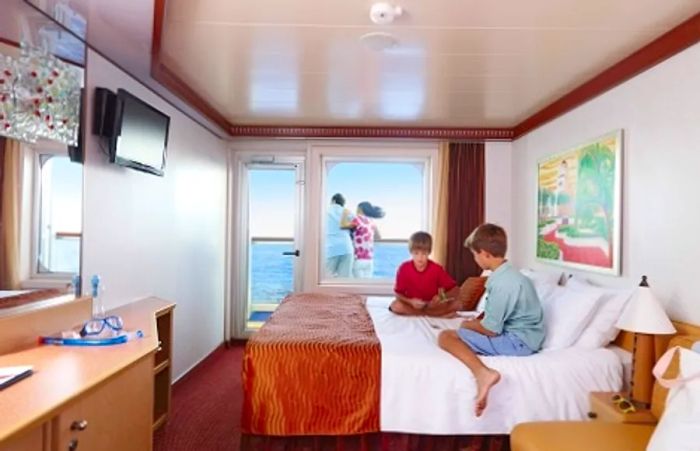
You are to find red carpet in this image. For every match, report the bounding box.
[154,344,244,451]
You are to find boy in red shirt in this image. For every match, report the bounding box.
[390,231,460,316]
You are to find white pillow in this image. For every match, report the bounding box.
[647,347,700,451]
[521,269,564,304]
[531,279,557,304]
[568,278,634,349]
[521,268,564,286]
[540,285,603,350]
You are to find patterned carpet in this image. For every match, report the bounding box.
[154,344,244,451]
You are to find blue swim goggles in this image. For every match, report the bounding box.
[79,315,124,337]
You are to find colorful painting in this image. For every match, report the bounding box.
[536,130,622,275]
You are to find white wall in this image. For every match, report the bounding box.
[485,142,512,237]
[82,50,228,379]
[510,42,700,325]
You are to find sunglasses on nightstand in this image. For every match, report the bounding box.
[611,394,637,414]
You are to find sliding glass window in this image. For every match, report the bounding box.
[320,153,433,287]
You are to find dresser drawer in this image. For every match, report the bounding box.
[53,356,153,451]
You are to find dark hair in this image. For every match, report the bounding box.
[357,201,385,219]
[409,231,432,253]
[331,193,345,206]
[464,223,507,257]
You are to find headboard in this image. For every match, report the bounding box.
[649,333,700,419]
[614,320,700,418]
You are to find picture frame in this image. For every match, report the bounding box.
[536,130,623,275]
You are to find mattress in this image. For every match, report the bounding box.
[367,297,624,435]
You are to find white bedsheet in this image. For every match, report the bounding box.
[366,297,623,435]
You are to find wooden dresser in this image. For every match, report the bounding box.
[0,296,175,451]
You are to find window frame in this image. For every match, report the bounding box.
[305,143,439,296]
[29,146,82,283]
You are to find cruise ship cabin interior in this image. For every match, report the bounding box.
[1,1,700,450]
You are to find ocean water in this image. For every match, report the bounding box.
[250,242,409,303]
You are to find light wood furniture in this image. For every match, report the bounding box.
[512,332,699,451]
[0,296,175,451]
[110,298,175,431]
[587,392,657,424]
[613,319,700,410]
[153,308,173,430]
[0,296,92,355]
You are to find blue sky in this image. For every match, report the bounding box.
[249,162,425,239]
[46,156,82,232]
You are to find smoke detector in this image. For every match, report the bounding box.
[370,2,403,25]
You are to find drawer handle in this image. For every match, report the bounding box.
[71,420,88,431]
[68,438,79,450]
[587,411,598,419]
[157,341,163,352]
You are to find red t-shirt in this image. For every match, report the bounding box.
[394,260,457,302]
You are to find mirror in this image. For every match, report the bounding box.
[0,0,85,313]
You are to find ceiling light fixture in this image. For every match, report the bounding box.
[369,2,403,25]
[360,32,398,52]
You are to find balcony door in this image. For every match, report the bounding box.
[236,157,304,334]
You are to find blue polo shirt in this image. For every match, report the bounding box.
[481,261,545,351]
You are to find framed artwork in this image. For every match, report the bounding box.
[536,130,623,275]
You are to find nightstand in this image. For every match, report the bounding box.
[587,392,657,424]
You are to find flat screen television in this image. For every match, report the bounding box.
[110,89,170,176]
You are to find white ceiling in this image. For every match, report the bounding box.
[157,0,700,128]
[19,0,700,130]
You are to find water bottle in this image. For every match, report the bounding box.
[91,275,105,319]
[70,274,81,297]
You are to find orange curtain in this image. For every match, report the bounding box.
[445,142,485,284]
[431,142,450,266]
[0,137,21,289]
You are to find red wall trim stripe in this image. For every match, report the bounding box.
[230,125,514,140]
[513,11,700,138]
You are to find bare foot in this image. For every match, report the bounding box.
[474,368,501,417]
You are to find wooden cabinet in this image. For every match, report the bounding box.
[153,307,173,431]
[0,425,45,451]
[0,357,152,451]
[588,392,657,424]
[0,297,176,451]
[52,356,153,451]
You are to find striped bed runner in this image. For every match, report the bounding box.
[242,292,381,435]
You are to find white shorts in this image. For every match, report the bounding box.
[353,259,374,278]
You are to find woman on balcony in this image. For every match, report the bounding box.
[342,201,384,278]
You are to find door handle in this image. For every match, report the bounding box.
[282,250,300,257]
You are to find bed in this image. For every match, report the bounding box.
[366,297,623,434]
[241,294,625,450]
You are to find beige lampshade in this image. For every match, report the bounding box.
[615,285,676,335]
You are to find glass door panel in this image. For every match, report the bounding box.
[244,162,302,330]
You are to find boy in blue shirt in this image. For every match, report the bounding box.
[438,223,544,417]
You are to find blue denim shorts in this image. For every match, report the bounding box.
[456,328,535,357]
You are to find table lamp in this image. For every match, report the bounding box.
[615,275,676,407]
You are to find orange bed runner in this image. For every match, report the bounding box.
[242,292,381,435]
